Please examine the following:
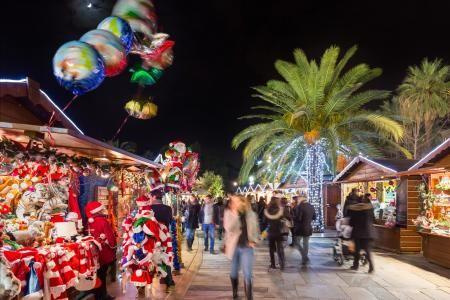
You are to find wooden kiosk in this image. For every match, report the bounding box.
[333,156,421,253]
[406,139,450,268]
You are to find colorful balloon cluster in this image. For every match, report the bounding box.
[148,141,200,193]
[53,0,175,95]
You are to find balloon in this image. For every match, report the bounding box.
[140,38,174,69]
[113,0,157,36]
[53,41,105,95]
[124,99,157,119]
[80,29,127,77]
[97,16,133,53]
[130,66,163,86]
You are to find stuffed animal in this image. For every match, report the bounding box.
[0,255,21,300]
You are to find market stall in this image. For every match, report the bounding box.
[333,155,420,252]
[0,79,171,298]
[410,138,450,268]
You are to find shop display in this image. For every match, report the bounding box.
[414,174,450,236]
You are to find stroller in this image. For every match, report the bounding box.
[333,216,367,266]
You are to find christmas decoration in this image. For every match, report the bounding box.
[169,219,180,272]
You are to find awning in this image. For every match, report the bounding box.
[0,122,162,169]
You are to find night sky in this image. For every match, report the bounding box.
[2,0,450,185]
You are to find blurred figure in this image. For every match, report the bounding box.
[216,197,225,240]
[348,196,375,273]
[289,196,299,246]
[256,196,267,233]
[224,195,259,300]
[264,196,286,270]
[293,196,316,265]
[280,197,294,246]
[343,188,362,217]
[247,194,257,212]
[200,195,220,254]
[85,201,116,300]
[185,195,201,251]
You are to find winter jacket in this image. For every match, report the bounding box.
[151,203,173,227]
[348,202,374,239]
[185,202,201,229]
[199,203,220,225]
[343,193,361,217]
[88,214,116,265]
[293,202,316,236]
[223,209,259,260]
[263,207,284,239]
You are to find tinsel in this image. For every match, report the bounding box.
[176,215,183,266]
[169,219,180,271]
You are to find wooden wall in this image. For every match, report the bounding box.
[345,163,389,182]
[323,184,341,228]
[399,176,422,253]
[0,95,43,125]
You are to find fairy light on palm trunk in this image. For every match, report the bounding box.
[306,142,325,232]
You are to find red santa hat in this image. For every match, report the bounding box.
[136,195,152,207]
[85,201,104,223]
[143,219,160,241]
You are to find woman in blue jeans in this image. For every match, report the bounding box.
[224,195,259,300]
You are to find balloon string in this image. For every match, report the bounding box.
[47,95,79,127]
[45,94,78,146]
[112,115,130,141]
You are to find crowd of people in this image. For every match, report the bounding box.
[179,189,376,300]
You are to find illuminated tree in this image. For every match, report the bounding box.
[233,45,405,231]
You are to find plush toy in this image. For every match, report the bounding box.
[0,254,22,299]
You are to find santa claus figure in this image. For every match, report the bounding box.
[85,201,116,300]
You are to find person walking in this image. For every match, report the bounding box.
[216,197,225,240]
[224,195,259,300]
[348,195,375,273]
[293,196,316,265]
[280,197,294,246]
[200,195,220,254]
[264,197,286,270]
[185,195,201,251]
[289,197,299,246]
[85,201,116,300]
[256,196,267,232]
[343,188,362,217]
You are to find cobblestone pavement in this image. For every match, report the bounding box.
[184,236,450,300]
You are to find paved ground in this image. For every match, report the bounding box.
[184,235,450,300]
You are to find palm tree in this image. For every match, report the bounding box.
[232,45,406,231]
[397,58,450,158]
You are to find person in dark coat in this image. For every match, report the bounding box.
[150,189,173,227]
[293,197,316,265]
[185,195,201,251]
[264,197,286,270]
[348,196,375,273]
[86,201,116,300]
[216,197,225,240]
[149,188,175,289]
[343,188,362,217]
[256,197,267,232]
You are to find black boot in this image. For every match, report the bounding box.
[244,281,253,300]
[187,239,193,251]
[230,277,238,299]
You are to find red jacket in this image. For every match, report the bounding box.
[88,215,116,265]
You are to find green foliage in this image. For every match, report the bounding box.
[393,58,450,158]
[233,45,407,183]
[195,170,225,198]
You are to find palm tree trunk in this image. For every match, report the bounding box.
[306,142,324,232]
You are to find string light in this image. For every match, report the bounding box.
[305,142,325,232]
